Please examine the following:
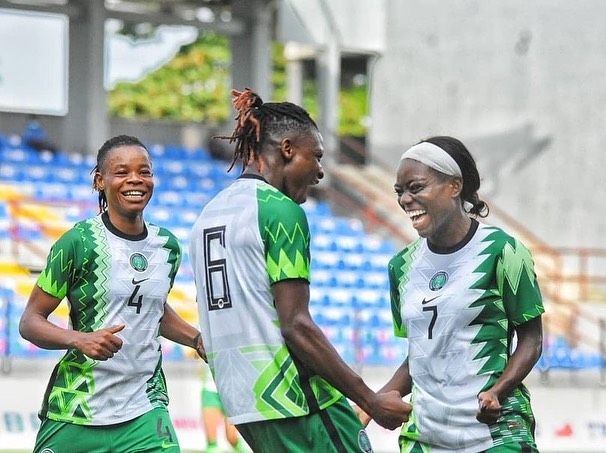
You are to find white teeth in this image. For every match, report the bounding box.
[406,209,426,218]
[124,191,144,197]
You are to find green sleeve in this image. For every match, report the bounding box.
[389,257,407,338]
[36,227,82,300]
[496,238,545,326]
[257,186,311,284]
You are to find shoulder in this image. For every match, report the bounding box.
[149,224,182,251]
[477,223,529,252]
[388,238,423,269]
[257,184,307,222]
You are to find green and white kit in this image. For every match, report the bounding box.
[36,212,181,425]
[190,175,342,425]
[389,220,544,452]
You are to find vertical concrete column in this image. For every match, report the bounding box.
[63,0,107,155]
[316,35,340,175]
[230,0,272,99]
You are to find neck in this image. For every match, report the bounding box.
[104,210,145,236]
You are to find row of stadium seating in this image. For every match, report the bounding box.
[0,132,604,370]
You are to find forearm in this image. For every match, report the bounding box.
[488,318,543,401]
[19,312,81,350]
[379,358,412,397]
[159,304,200,348]
[282,316,376,412]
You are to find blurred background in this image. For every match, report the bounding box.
[1,1,605,452]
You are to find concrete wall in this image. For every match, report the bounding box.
[369,0,606,249]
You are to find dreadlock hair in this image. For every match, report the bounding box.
[91,134,150,214]
[423,136,490,218]
[214,88,318,172]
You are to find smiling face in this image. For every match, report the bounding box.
[281,129,324,204]
[394,158,465,246]
[94,144,154,221]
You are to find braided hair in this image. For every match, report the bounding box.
[91,134,150,214]
[214,88,318,171]
[424,136,490,218]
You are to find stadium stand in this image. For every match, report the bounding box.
[0,134,602,371]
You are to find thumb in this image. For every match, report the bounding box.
[107,324,126,334]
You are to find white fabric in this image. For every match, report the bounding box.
[401,142,462,178]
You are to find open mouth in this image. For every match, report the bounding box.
[406,209,426,223]
[122,190,146,199]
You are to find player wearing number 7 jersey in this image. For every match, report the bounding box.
[19,135,206,453]
[360,136,545,453]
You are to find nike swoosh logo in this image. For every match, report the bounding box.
[421,296,439,305]
[132,277,150,285]
[161,440,179,449]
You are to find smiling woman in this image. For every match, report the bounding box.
[363,136,545,453]
[18,135,206,453]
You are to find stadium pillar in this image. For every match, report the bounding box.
[230,0,273,99]
[63,0,108,155]
[316,33,340,179]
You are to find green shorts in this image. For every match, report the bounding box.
[400,441,538,453]
[236,396,373,453]
[202,388,225,411]
[34,406,180,453]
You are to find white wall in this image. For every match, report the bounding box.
[369,0,606,250]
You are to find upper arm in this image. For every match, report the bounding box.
[21,285,63,322]
[272,278,312,328]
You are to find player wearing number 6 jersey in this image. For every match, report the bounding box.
[190,88,411,453]
[359,136,545,453]
[20,135,206,453]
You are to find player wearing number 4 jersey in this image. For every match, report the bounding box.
[20,135,206,453]
[190,88,411,453]
[359,136,545,453]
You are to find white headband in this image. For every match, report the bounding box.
[400,142,462,178]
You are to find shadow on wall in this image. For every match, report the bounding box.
[465,122,551,196]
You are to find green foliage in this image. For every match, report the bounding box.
[338,84,368,137]
[109,36,368,137]
[108,32,232,122]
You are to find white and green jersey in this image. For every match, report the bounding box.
[389,220,544,452]
[37,212,181,426]
[190,175,342,425]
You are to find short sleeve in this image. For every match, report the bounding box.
[36,227,82,300]
[257,186,311,285]
[496,238,545,326]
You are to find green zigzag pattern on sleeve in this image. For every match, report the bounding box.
[390,238,421,337]
[257,186,311,282]
[156,226,182,286]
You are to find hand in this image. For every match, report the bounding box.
[74,325,125,361]
[368,390,412,431]
[193,332,207,362]
[353,405,372,428]
[476,391,501,424]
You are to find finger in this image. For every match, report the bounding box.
[107,324,126,334]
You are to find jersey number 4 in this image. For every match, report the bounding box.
[203,226,233,311]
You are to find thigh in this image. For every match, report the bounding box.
[237,397,373,453]
[34,418,108,453]
[111,407,180,453]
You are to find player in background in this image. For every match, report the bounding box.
[19,134,206,453]
[359,136,544,452]
[200,360,247,453]
[190,88,411,453]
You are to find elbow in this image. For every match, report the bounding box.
[280,316,315,349]
[18,315,32,342]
